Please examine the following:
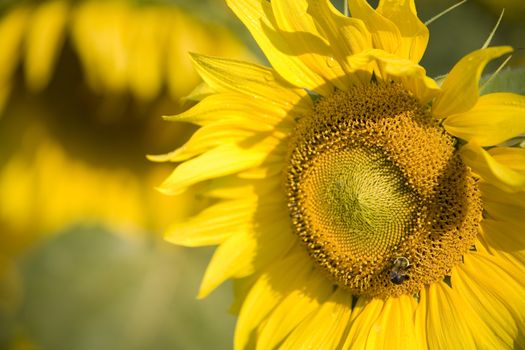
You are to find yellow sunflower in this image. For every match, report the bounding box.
[158,0,525,348]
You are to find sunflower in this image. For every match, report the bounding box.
[158,0,525,348]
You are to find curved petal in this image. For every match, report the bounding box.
[348,0,402,57]
[307,0,373,85]
[459,143,525,193]
[190,53,312,113]
[271,0,351,90]
[376,0,428,62]
[158,136,284,195]
[198,210,293,299]
[365,49,440,103]
[256,269,334,350]
[164,198,258,247]
[280,288,353,349]
[226,0,331,94]
[444,92,525,146]
[233,249,313,350]
[433,46,513,118]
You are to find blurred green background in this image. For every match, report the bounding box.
[0,0,523,349]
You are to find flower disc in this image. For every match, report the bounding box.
[286,82,483,298]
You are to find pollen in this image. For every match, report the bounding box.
[285,82,482,298]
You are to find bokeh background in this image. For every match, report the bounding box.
[0,0,523,349]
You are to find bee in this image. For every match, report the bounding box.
[389,256,410,285]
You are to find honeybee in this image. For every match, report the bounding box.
[389,256,410,285]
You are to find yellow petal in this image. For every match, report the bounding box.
[190,53,312,113]
[348,0,402,57]
[433,46,513,118]
[24,0,69,91]
[376,0,428,62]
[455,254,525,347]
[306,0,373,85]
[480,182,525,208]
[426,282,477,349]
[198,205,293,298]
[127,6,170,101]
[344,295,419,350]
[198,231,259,299]
[368,295,419,349]
[482,219,525,252]
[414,287,429,349]
[256,268,333,350]
[362,49,440,103]
[280,288,353,349]
[450,255,520,349]
[152,123,257,163]
[201,176,280,200]
[158,137,283,195]
[444,92,525,146]
[233,249,312,349]
[459,143,525,193]
[271,0,351,90]
[0,6,29,86]
[163,92,294,130]
[343,297,385,349]
[164,198,257,247]
[226,0,331,94]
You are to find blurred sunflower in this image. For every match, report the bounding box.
[0,0,252,315]
[158,0,525,348]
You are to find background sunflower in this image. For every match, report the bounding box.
[0,0,252,349]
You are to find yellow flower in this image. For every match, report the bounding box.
[160,0,525,348]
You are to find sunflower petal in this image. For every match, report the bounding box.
[348,0,402,57]
[306,0,372,84]
[233,249,312,350]
[343,297,384,349]
[158,137,283,195]
[482,219,525,252]
[344,295,419,349]
[164,199,257,247]
[190,53,312,113]
[280,288,353,349]
[459,143,525,192]
[455,254,525,347]
[444,92,525,146]
[426,282,477,349]
[24,0,69,91]
[414,287,429,349]
[376,0,428,62]
[450,254,521,348]
[226,0,331,94]
[433,46,513,118]
[198,207,293,298]
[256,268,333,350]
[271,0,353,90]
[197,231,258,299]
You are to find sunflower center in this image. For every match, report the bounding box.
[285,82,482,298]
